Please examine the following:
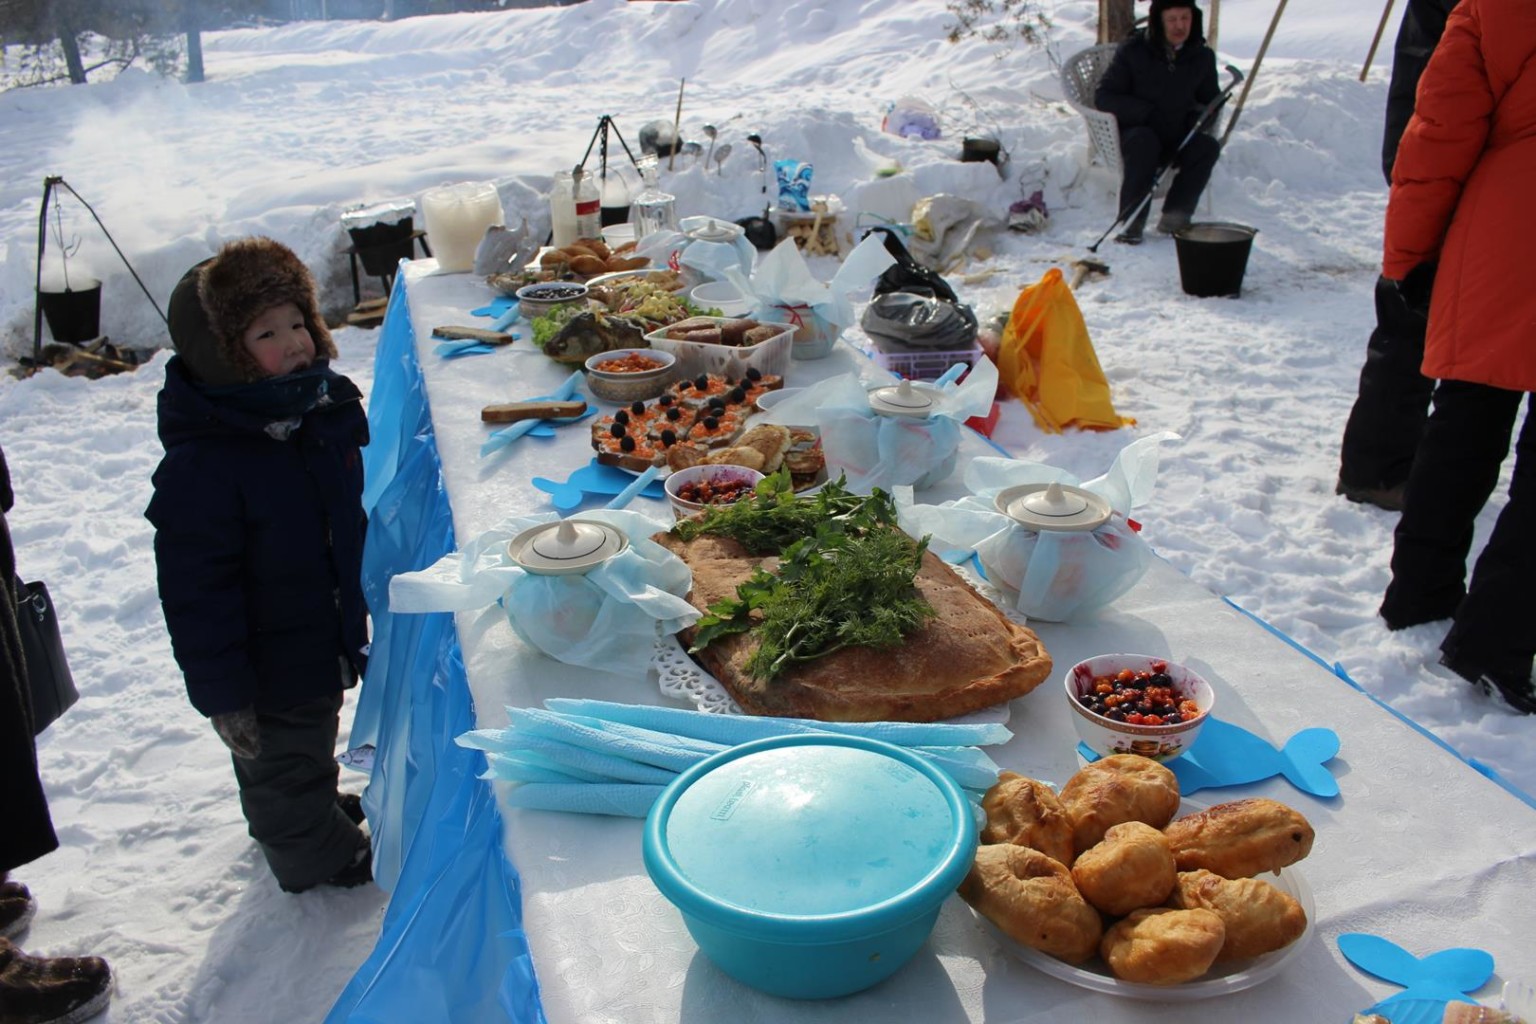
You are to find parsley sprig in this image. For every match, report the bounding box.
[678,472,935,682]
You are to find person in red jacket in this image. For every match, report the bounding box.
[1378,0,1536,712]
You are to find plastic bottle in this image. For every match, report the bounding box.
[549,170,578,248]
[573,167,601,241]
[629,155,677,238]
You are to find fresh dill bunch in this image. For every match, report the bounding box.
[688,506,935,682]
[670,470,897,553]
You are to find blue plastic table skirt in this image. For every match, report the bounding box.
[325,277,546,1023]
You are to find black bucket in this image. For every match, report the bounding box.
[347,217,417,279]
[960,137,1002,166]
[39,279,102,343]
[1173,222,1258,297]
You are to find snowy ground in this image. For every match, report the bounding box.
[0,1,1528,1020]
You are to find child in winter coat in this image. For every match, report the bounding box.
[145,237,373,892]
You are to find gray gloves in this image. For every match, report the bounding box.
[211,706,262,760]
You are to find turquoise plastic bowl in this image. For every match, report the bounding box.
[643,734,978,999]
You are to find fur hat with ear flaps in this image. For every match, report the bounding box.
[167,236,336,388]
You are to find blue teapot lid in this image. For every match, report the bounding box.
[644,734,977,942]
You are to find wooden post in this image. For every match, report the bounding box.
[1221,0,1288,146]
[1360,0,1397,83]
[668,79,685,172]
[1208,0,1221,51]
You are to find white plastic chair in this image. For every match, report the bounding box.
[1061,44,1170,204]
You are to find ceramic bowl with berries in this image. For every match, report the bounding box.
[517,281,590,321]
[584,348,677,404]
[1064,654,1215,762]
[664,465,765,520]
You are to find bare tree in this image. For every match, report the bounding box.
[1101,0,1136,44]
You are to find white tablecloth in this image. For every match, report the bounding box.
[399,262,1536,1023]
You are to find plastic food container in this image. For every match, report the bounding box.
[1065,653,1215,762]
[643,317,795,380]
[689,281,753,318]
[643,734,978,999]
[583,348,677,404]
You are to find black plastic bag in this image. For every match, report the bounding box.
[867,226,963,305]
[861,227,978,349]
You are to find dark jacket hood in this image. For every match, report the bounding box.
[1147,0,1207,53]
[167,236,337,389]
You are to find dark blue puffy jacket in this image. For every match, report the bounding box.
[146,356,370,718]
[1094,6,1220,154]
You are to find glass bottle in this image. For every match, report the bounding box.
[573,167,601,241]
[549,170,578,248]
[629,155,677,238]
[599,168,631,228]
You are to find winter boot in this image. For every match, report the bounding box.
[336,792,365,828]
[1335,478,1406,512]
[1440,652,1536,715]
[325,835,373,890]
[0,879,37,942]
[1156,208,1192,235]
[0,937,113,1024]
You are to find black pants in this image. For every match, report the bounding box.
[1382,382,1536,677]
[1339,276,1435,490]
[1118,127,1221,231]
[231,692,363,892]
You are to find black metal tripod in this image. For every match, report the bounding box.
[576,115,644,224]
[32,176,168,363]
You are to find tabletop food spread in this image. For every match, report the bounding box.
[356,246,1536,1024]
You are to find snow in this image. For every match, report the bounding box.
[0,1,1526,1020]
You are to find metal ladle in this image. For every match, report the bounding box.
[703,124,718,167]
[714,142,732,176]
[679,140,703,165]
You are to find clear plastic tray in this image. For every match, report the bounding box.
[974,798,1317,1001]
[643,317,795,380]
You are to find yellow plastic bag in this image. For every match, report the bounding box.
[997,268,1134,433]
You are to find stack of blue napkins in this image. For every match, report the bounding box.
[456,699,1013,818]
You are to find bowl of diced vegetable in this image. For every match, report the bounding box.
[583,348,678,404]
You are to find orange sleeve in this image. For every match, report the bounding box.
[1382,0,1495,280]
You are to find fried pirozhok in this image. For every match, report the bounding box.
[1100,907,1226,985]
[1057,754,1181,856]
[981,772,1076,868]
[1163,797,1315,879]
[958,844,1104,965]
[1070,821,1177,917]
[1167,869,1308,961]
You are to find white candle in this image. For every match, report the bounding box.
[420,182,504,273]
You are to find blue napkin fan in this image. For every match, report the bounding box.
[472,296,518,318]
[1076,716,1341,798]
[1339,933,1492,1023]
[533,458,667,511]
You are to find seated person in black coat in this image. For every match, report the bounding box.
[1094,0,1222,244]
[145,237,373,894]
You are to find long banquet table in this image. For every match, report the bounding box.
[326,260,1536,1023]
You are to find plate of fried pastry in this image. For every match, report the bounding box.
[960,754,1316,1000]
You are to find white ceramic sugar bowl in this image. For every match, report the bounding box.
[866,379,957,489]
[982,481,1151,622]
[507,518,629,576]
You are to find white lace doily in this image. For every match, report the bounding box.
[652,631,746,714]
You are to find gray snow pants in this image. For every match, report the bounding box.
[230,692,363,892]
